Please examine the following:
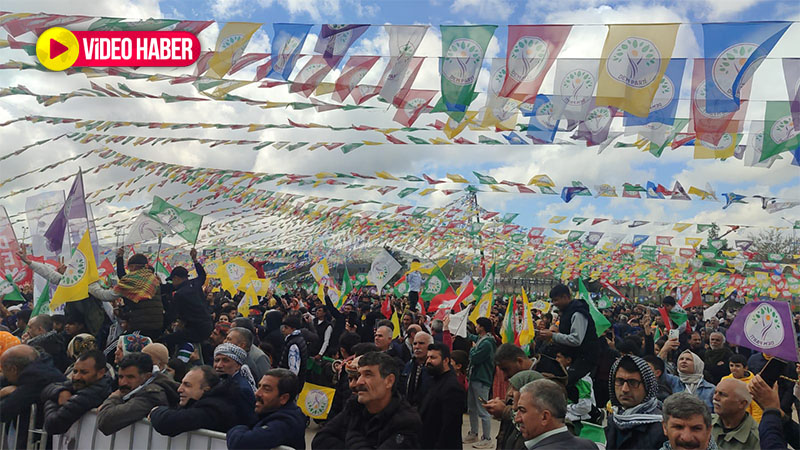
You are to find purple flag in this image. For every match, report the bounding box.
[315,25,369,68]
[783,58,800,132]
[727,301,798,362]
[44,169,87,252]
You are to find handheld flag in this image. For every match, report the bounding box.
[367,248,401,295]
[30,282,51,317]
[726,301,798,361]
[0,274,25,301]
[51,230,99,309]
[423,266,456,311]
[237,283,259,317]
[149,196,203,244]
[339,266,353,308]
[577,278,611,336]
[297,383,336,419]
[469,264,495,323]
[501,295,517,344]
[678,281,703,309]
[518,288,536,347]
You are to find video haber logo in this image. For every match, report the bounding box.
[36,27,200,71]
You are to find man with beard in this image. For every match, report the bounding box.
[660,392,715,450]
[399,331,433,406]
[311,351,422,449]
[418,343,465,450]
[42,350,113,434]
[703,332,732,385]
[605,355,666,449]
[226,369,306,450]
[149,365,248,434]
[96,352,179,435]
[212,342,258,423]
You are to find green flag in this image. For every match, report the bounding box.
[761,101,800,161]
[577,278,611,336]
[669,305,688,327]
[154,261,170,283]
[421,266,454,303]
[393,278,409,298]
[31,282,51,317]
[339,267,353,308]
[440,25,497,122]
[473,171,498,185]
[354,273,368,289]
[149,196,203,244]
[0,274,25,302]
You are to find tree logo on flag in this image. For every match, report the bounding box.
[403,97,427,116]
[425,276,442,294]
[713,43,757,98]
[770,116,798,144]
[744,303,784,349]
[348,69,368,92]
[694,84,730,119]
[396,281,409,296]
[205,261,219,274]
[509,36,548,82]
[443,38,483,86]
[483,276,494,293]
[535,100,557,127]
[155,209,186,233]
[560,69,595,107]
[297,63,327,83]
[490,66,506,95]
[133,219,163,241]
[650,75,674,112]
[61,250,87,287]
[305,389,330,417]
[274,37,302,74]
[584,107,613,133]
[607,37,661,88]
[326,29,353,56]
[226,263,246,282]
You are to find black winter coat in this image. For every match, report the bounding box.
[605,417,666,450]
[418,369,466,450]
[28,331,70,373]
[227,403,307,450]
[0,355,66,449]
[170,262,213,335]
[149,377,251,435]
[312,395,423,449]
[41,375,113,435]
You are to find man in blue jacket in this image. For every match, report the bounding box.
[227,368,306,450]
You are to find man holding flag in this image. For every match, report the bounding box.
[537,283,601,405]
[160,248,213,354]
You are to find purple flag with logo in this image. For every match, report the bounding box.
[727,301,798,362]
[44,169,87,252]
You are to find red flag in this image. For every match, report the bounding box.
[333,55,380,102]
[393,89,437,127]
[658,306,673,331]
[678,281,703,309]
[600,280,629,302]
[98,258,115,278]
[381,296,392,319]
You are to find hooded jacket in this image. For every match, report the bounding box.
[28,330,70,373]
[96,372,179,435]
[312,395,423,449]
[227,402,307,450]
[605,355,667,450]
[41,375,113,434]
[149,377,253,435]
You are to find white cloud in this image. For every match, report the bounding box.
[451,0,516,21]
[698,0,768,20]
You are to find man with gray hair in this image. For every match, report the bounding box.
[400,331,433,406]
[661,392,715,450]
[513,379,597,449]
[704,331,732,385]
[226,327,271,381]
[710,378,758,450]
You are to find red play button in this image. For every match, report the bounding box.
[50,39,69,59]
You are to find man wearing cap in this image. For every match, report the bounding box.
[161,249,213,354]
[279,315,309,388]
[212,342,258,424]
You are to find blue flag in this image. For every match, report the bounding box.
[624,58,686,126]
[267,23,313,80]
[503,132,527,145]
[632,235,649,247]
[702,22,791,113]
[561,186,588,203]
[722,192,747,209]
[525,94,560,144]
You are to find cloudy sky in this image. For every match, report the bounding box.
[1,0,799,254]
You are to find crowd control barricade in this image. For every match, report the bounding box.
[0,404,39,450]
[51,409,227,450]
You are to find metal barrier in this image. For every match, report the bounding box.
[1,404,43,450]
[51,410,228,450]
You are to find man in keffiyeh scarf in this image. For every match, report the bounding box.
[606,354,667,449]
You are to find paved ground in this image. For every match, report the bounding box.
[305,414,501,447]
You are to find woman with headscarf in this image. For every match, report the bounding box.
[64,333,117,378]
[606,354,666,450]
[664,349,715,411]
[497,370,542,450]
[111,333,153,365]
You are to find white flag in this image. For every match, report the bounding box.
[379,25,428,102]
[448,306,472,338]
[550,58,599,121]
[125,213,171,245]
[703,300,726,322]
[367,248,401,295]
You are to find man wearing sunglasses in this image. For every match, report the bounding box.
[605,355,667,449]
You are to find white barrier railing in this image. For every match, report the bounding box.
[52,409,227,450]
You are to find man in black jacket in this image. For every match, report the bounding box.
[25,314,70,373]
[311,351,422,449]
[149,365,248,435]
[0,345,66,449]
[418,343,466,450]
[42,349,112,435]
[161,248,213,353]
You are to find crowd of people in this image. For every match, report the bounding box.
[1,248,799,450]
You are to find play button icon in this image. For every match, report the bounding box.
[36,27,79,71]
[50,39,69,59]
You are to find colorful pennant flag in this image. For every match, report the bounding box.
[440,25,497,121]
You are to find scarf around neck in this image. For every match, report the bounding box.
[678,350,705,390]
[609,355,663,429]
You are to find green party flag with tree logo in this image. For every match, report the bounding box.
[339,266,353,308]
[760,101,800,162]
[577,278,612,336]
[148,196,203,244]
[31,282,51,317]
[440,25,497,122]
[0,274,25,302]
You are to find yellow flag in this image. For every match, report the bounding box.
[219,257,258,294]
[444,111,477,139]
[673,223,692,232]
[206,22,262,78]
[596,24,680,117]
[237,283,258,317]
[391,310,401,339]
[297,383,336,419]
[51,231,99,309]
[518,288,536,345]
[447,173,470,183]
[685,237,703,247]
[469,292,493,323]
[693,133,740,159]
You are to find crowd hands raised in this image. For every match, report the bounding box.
[0,250,799,450]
